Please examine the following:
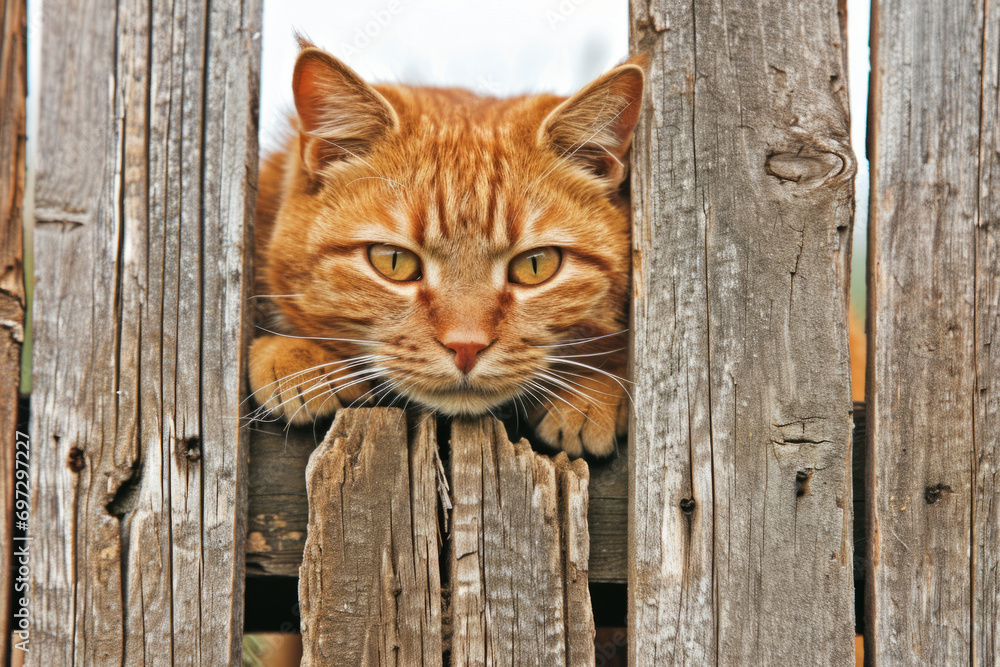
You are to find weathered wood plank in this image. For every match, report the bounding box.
[868,0,993,663]
[246,426,315,577]
[629,0,856,663]
[27,0,260,661]
[975,2,1000,662]
[0,0,26,661]
[246,425,628,583]
[449,417,594,666]
[298,408,441,666]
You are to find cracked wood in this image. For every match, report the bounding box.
[26,0,261,661]
[298,410,595,665]
[867,0,1000,663]
[449,417,595,666]
[628,0,857,663]
[298,409,442,666]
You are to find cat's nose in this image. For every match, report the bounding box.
[444,341,488,374]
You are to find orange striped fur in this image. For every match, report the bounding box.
[250,43,645,457]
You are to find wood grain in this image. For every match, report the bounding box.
[298,409,442,666]
[449,417,594,666]
[247,425,629,583]
[867,0,996,663]
[26,0,261,660]
[0,0,25,661]
[975,1,1000,661]
[629,0,856,663]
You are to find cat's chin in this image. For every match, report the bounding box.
[405,386,518,417]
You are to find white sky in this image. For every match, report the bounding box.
[258,0,631,149]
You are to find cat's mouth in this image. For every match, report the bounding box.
[401,383,520,416]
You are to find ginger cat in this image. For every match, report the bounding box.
[249,42,644,458]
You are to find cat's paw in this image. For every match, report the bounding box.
[248,335,371,425]
[533,381,628,458]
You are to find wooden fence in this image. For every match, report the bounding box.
[1,0,26,664]
[3,0,999,664]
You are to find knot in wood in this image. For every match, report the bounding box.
[765,150,845,184]
[924,483,952,505]
[66,446,85,473]
[176,436,201,462]
[795,470,812,497]
[679,497,696,514]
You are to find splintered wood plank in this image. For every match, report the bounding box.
[0,0,25,661]
[449,417,594,666]
[246,427,628,582]
[868,0,998,663]
[26,0,261,660]
[629,0,856,663]
[298,408,442,666]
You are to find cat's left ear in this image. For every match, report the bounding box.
[292,47,399,174]
[539,61,645,185]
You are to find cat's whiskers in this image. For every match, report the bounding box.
[547,347,626,360]
[345,176,408,189]
[347,373,402,410]
[529,376,616,431]
[248,294,303,300]
[241,354,392,407]
[246,365,389,425]
[243,364,388,424]
[531,329,628,348]
[255,324,385,346]
[301,368,395,428]
[543,356,634,401]
[535,369,619,402]
[522,378,591,424]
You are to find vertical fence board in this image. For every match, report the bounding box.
[298,409,442,666]
[629,0,856,663]
[868,0,994,663]
[975,1,1000,662]
[27,0,260,661]
[449,418,594,666]
[0,0,25,662]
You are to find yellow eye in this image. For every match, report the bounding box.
[508,247,562,285]
[368,244,422,281]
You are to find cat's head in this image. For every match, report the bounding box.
[264,45,644,416]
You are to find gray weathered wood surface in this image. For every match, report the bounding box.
[449,417,595,665]
[247,424,627,583]
[299,409,441,666]
[26,0,261,661]
[0,0,25,661]
[297,410,594,665]
[868,0,998,663]
[976,2,1000,662]
[629,0,857,663]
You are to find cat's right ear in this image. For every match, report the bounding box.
[539,61,645,186]
[292,48,399,174]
